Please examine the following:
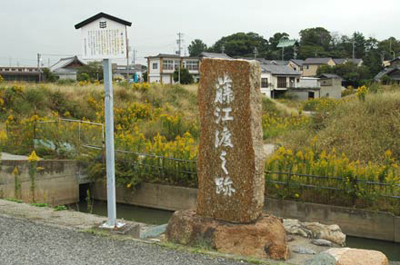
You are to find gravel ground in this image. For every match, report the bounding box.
[0,215,253,265]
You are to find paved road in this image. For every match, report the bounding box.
[0,215,251,265]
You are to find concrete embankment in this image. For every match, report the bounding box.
[92,182,400,243]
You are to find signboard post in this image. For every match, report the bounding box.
[75,12,132,229]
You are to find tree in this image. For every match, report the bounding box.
[208,32,269,57]
[42,68,57,82]
[299,27,332,49]
[77,61,103,82]
[188,39,207,57]
[173,68,193,84]
[317,62,370,87]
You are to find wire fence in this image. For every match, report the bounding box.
[34,118,400,210]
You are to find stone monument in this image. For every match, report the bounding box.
[166,58,289,260]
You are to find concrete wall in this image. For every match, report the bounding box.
[92,182,197,211]
[320,86,342,99]
[91,182,400,242]
[0,160,79,205]
[264,198,398,242]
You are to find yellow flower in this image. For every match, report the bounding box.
[36,167,44,171]
[28,151,40,162]
[127,183,132,188]
[12,166,19,175]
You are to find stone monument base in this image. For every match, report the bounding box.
[165,210,289,260]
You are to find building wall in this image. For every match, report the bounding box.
[303,65,320,77]
[148,58,161,83]
[0,160,79,205]
[287,61,303,74]
[288,89,321,100]
[320,86,342,99]
[297,77,320,88]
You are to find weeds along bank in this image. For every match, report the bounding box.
[0,80,399,214]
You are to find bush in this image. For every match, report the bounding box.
[173,68,194,84]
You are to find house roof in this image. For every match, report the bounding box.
[74,12,132,29]
[260,63,301,76]
[199,52,232,59]
[289,59,304,66]
[146,53,180,59]
[304,58,332,65]
[333,58,363,65]
[50,56,86,72]
[258,59,289,65]
[318,73,342,79]
[374,67,400,81]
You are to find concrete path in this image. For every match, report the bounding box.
[0,200,258,265]
[0,214,251,265]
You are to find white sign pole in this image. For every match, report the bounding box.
[103,58,117,228]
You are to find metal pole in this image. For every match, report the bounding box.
[103,58,117,228]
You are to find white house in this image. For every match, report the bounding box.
[259,62,301,98]
[146,54,201,84]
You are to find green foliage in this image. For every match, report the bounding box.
[54,205,68,211]
[42,68,57,82]
[29,202,48,207]
[173,68,194,84]
[188,39,207,57]
[208,32,269,57]
[317,62,370,86]
[0,75,4,83]
[5,198,23,203]
[77,61,103,82]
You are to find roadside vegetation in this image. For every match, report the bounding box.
[0,80,399,214]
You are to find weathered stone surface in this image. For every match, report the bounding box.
[311,239,333,247]
[283,219,346,246]
[165,210,289,260]
[196,58,264,223]
[292,246,316,255]
[305,253,337,265]
[325,248,389,265]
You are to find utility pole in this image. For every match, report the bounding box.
[177,32,184,84]
[37,53,42,82]
[352,39,355,59]
[132,49,137,65]
[221,45,225,54]
[253,47,258,59]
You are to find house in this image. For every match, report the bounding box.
[50,56,86,80]
[374,57,400,84]
[146,54,201,84]
[287,59,304,73]
[146,52,231,84]
[0,67,40,82]
[302,58,336,77]
[333,58,363,67]
[287,74,342,100]
[259,62,301,98]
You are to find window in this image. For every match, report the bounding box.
[306,65,309,69]
[308,92,315,99]
[186,60,199,71]
[162,60,173,70]
[277,77,287,88]
[152,63,158,70]
[261,78,269,88]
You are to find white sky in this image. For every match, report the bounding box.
[1,0,399,66]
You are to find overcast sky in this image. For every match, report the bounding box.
[1,0,399,66]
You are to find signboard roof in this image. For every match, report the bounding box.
[74,12,132,29]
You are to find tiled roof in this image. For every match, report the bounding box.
[304,58,332,65]
[290,59,304,66]
[260,63,301,76]
[199,52,232,59]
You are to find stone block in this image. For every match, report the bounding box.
[196,58,264,223]
[166,210,289,260]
